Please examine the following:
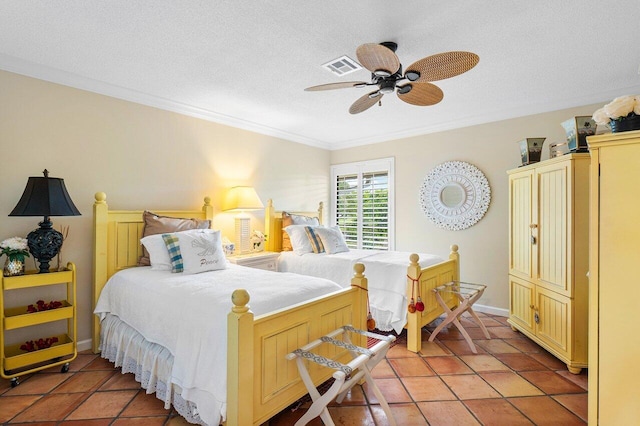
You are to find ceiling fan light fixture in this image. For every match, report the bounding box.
[368,91,382,99]
[374,70,391,77]
[405,70,420,81]
[397,84,412,95]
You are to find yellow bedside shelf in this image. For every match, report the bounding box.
[1,262,77,386]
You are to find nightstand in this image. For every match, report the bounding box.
[227,251,279,272]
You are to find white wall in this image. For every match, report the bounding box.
[0,70,330,348]
[331,104,602,314]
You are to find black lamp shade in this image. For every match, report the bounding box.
[9,170,80,273]
[9,175,80,217]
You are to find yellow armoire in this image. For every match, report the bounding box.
[507,153,589,374]
[587,130,640,424]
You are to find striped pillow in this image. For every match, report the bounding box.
[162,233,184,273]
[304,226,325,254]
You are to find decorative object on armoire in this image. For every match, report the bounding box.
[592,95,640,133]
[419,161,491,231]
[223,186,264,254]
[561,116,596,152]
[517,138,546,166]
[549,141,569,158]
[9,170,81,273]
[1,237,29,277]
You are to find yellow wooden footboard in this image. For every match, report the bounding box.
[405,246,460,353]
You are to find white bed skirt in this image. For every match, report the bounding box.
[99,313,206,425]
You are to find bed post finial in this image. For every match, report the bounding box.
[409,253,419,266]
[231,289,250,313]
[203,196,211,206]
[95,192,106,203]
[228,288,254,425]
[267,199,273,208]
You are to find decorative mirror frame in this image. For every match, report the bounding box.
[419,161,491,231]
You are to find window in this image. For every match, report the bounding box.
[331,158,394,250]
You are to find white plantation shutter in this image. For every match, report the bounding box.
[331,158,394,250]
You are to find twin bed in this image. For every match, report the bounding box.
[92,193,461,425]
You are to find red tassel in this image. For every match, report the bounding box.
[408,298,416,313]
[415,296,425,312]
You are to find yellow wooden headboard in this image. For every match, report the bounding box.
[91,191,213,352]
[264,199,323,252]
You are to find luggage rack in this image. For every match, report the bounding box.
[428,281,490,353]
[286,325,397,426]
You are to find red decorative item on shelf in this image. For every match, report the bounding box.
[26,300,63,313]
[20,336,59,352]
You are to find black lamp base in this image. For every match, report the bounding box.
[27,218,63,273]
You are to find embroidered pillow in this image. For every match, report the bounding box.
[173,230,227,274]
[304,226,325,254]
[285,225,319,255]
[314,226,349,254]
[138,211,211,266]
[281,211,320,251]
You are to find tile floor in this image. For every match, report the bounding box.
[0,313,587,425]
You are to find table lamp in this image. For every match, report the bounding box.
[223,186,264,254]
[9,169,81,273]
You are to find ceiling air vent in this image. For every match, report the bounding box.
[322,55,362,76]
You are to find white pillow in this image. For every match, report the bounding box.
[141,229,220,271]
[176,230,228,274]
[285,224,319,255]
[314,226,349,254]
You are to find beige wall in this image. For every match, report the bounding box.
[331,103,601,314]
[0,70,330,348]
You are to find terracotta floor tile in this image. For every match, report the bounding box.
[326,405,375,425]
[426,326,465,340]
[419,340,452,357]
[459,354,510,372]
[463,398,534,425]
[509,395,586,425]
[328,383,367,406]
[68,353,101,372]
[388,357,434,377]
[386,343,420,359]
[83,356,120,370]
[267,407,323,425]
[371,359,397,379]
[362,377,412,404]
[474,339,522,354]
[494,353,549,371]
[442,339,488,356]
[11,393,89,422]
[120,390,170,416]
[417,400,481,425]
[66,389,138,420]
[59,420,114,425]
[4,372,70,395]
[425,356,473,375]
[505,338,545,353]
[400,376,457,402]
[479,372,544,397]
[111,417,169,425]
[0,394,41,422]
[100,372,143,391]
[166,416,198,426]
[52,370,116,393]
[519,371,586,395]
[440,374,501,400]
[473,317,504,328]
[528,351,570,371]
[556,370,589,390]
[488,326,524,339]
[553,393,588,422]
[370,403,427,426]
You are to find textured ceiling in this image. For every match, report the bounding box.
[1,1,639,150]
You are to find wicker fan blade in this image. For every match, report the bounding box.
[406,51,479,82]
[305,81,368,91]
[397,82,444,106]
[356,43,400,75]
[349,91,383,114]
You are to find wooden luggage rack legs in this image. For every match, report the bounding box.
[428,281,490,354]
[286,325,397,426]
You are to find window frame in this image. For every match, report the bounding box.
[330,157,395,250]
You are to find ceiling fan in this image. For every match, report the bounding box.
[305,42,479,114]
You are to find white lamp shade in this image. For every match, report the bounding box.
[223,186,264,212]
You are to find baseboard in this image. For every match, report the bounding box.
[472,304,508,317]
[77,338,93,353]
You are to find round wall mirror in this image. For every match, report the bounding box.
[419,161,491,231]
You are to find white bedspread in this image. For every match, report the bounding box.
[94,264,342,426]
[278,249,444,334]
